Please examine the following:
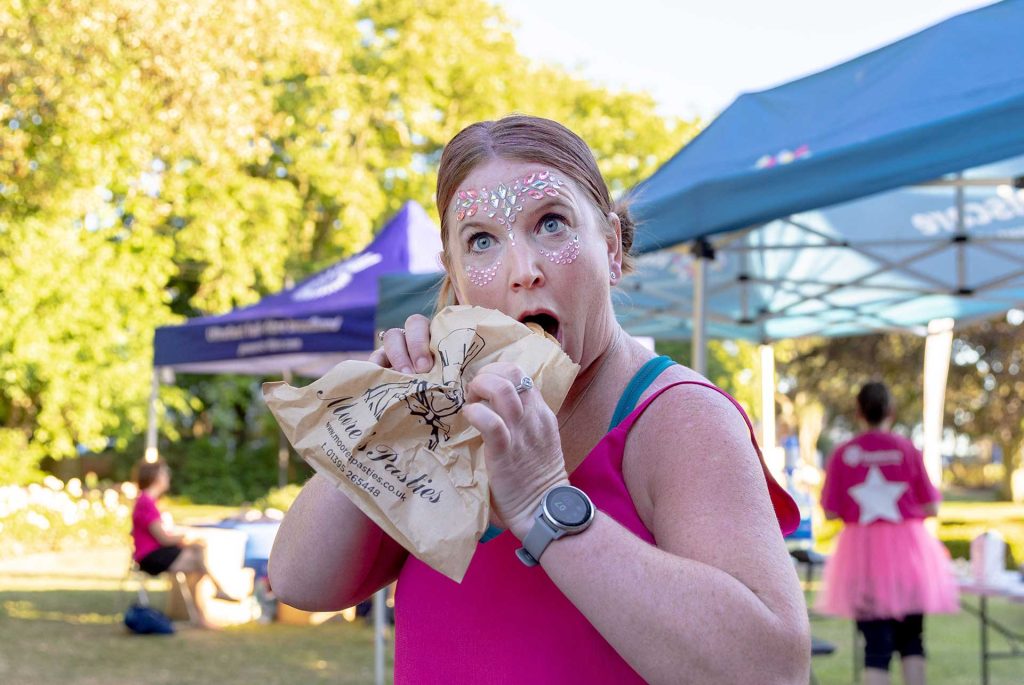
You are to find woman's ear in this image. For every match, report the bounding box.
[606,212,624,281]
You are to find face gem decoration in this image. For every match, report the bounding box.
[538,234,580,266]
[466,260,501,287]
[453,171,565,246]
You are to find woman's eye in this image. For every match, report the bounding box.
[540,214,567,234]
[469,233,494,251]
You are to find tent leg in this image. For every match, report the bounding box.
[278,370,294,488]
[691,239,713,376]
[759,344,783,479]
[145,368,160,462]
[923,318,954,487]
[373,587,387,685]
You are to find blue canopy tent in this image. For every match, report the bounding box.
[626,0,1024,363]
[621,156,1024,343]
[623,0,1024,493]
[148,200,442,468]
[632,0,1024,254]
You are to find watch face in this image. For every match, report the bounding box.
[546,487,591,527]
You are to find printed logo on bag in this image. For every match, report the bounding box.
[315,328,485,504]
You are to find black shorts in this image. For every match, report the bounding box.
[138,545,183,576]
[857,614,925,670]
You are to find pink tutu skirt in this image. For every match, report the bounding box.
[815,520,959,620]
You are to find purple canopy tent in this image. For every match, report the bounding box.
[153,200,441,376]
[146,200,442,473]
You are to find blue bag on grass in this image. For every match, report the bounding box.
[124,603,175,635]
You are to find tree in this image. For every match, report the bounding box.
[1,0,693,483]
[655,339,763,423]
[774,313,1024,501]
[945,313,1024,500]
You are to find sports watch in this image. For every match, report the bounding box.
[515,485,595,567]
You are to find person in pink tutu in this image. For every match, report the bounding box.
[816,382,958,685]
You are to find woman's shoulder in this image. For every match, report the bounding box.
[625,361,755,454]
[639,362,736,415]
[620,360,774,530]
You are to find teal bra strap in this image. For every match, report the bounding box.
[608,355,676,431]
[480,354,676,544]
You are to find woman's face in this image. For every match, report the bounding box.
[155,466,171,492]
[444,158,622,363]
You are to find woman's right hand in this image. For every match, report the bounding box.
[369,314,434,374]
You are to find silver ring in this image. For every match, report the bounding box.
[378,328,405,342]
[513,376,534,394]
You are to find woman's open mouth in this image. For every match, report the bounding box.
[518,311,562,344]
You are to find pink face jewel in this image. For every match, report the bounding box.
[466,260,501,287]
[538,234,580,266]
[453,171,564,236]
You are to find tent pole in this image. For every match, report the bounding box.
[145,368,160,463]
[923,318,954,487]
[691,239,714,376]
[759,343,783,479]
[278,369,294,488]
[373,587,387,685]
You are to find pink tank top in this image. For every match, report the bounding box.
[394,381,798,684]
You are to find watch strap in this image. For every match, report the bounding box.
[515,513,563,567]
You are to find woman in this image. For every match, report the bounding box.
[269,115,810,683]
[131,458,236,629]
[816,382,958,685]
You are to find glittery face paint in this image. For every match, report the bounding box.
[538,234,580,265]
[466,260,501,287]
[454,170,565,245]
[453,169,582,289]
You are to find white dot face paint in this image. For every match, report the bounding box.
[466,260,501,287]
[538,234,581,265]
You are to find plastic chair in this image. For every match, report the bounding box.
[121,560,198,623]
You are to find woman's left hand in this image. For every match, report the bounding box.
[461,362,569,539]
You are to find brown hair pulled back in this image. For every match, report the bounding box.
[435,115,635,307]
[135,459,168,491]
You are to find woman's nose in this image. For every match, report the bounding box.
[507,241,544,290]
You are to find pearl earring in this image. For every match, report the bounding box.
[610,271,617,281]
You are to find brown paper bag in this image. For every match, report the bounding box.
[263,305,579,582]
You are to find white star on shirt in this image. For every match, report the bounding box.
[849,466,908,525]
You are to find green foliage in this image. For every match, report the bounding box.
[254,484,304,513]
[655,339,763,421]
[163,437,282,506]
[2,0,691,490]
[774,332,928,436]
[0,429,44,484]
[774,315,1024,497]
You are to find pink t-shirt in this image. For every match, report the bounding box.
[821,431,940,524]
[131,492,163,562]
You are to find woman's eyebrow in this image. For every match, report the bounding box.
[454,193,578,234]
[457,220,490,236]
[520,196,578,218]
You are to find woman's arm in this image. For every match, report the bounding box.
[147,519,185,547]
[495,382,810,685]
[268,473,408,611]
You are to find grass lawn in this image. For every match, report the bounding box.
[0,546,393,685]
[805,589,1024,685]
[2,500,1021,684]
